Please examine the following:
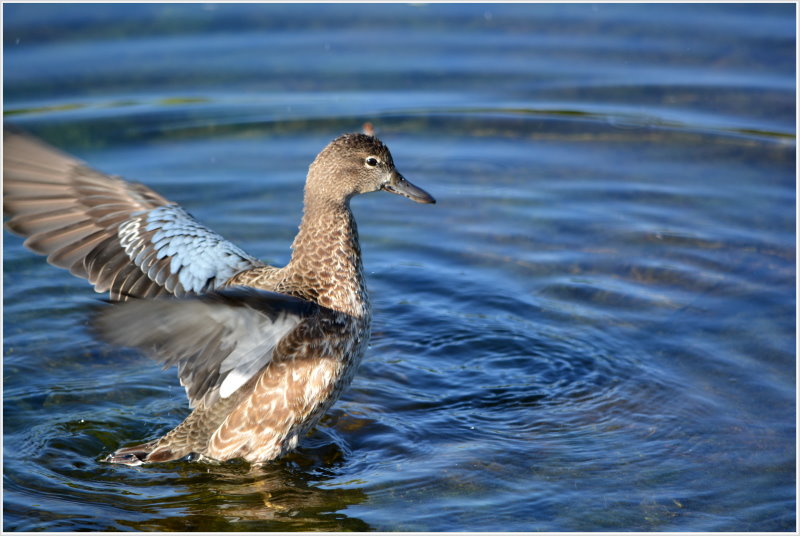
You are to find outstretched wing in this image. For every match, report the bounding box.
[3,129,265,300]
[92,287,319,408]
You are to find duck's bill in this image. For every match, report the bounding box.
[382,171,436,204]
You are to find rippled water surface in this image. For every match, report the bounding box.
[3,3,796,532]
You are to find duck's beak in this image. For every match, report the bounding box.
[382,170,436,204]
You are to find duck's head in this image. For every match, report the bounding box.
[306,133,436,205]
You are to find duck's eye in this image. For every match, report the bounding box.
[365,156,380,167]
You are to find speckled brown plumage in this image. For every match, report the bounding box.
[4,128,435,465]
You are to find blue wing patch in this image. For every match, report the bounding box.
[118,204,264,297]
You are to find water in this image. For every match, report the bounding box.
[3,3,795,532]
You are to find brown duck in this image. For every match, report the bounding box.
[3,128,435,465]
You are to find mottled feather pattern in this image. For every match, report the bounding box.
[208,308,366,462]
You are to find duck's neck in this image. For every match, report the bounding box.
[288,195,368,317]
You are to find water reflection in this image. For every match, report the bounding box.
[119,456,372,531]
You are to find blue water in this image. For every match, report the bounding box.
[3,3,796,532]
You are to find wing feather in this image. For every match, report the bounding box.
[92,287,319,407]
[4,128,265,300]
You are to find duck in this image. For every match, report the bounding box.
[3,128,435,465]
